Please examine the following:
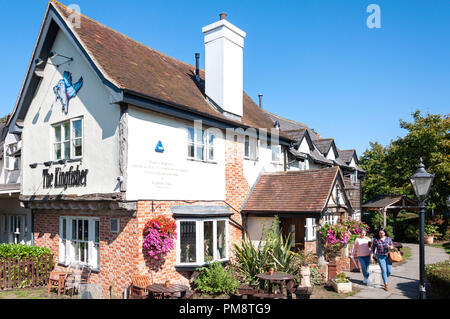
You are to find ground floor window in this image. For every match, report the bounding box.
[305,218,317,241]
[59,217,100,270]
[176,218,228,266]
[0,214,30,244]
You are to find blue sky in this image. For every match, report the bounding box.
[1,0,449,156]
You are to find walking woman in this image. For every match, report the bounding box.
[370,228,394,291]
[351,229,371,285]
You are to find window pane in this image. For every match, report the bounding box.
[78,220,83,241]
[204,221,214,262]
[188,143,194,158]
[54,126,61,142]
[196,129,204,144]
[196,145,204,161]
[208,133,215,145]
[73,120,82,138]
[72,220,77,240]
[188,128,194,143]
[208,147,214,161]
[180,221,196,263]
[64,142,70,159]
[95,220,100,243]
[245,136,249,158]
[54,143,62,160]
[83,220,88,241]
[74,139,82,157]
[62,219,66,240]
[63,122,70,141]
[217,221,226,259]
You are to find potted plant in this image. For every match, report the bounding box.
[424,224,441,244]
[331,272,352,293]
[295,251,315,288]
[319,223,351,280]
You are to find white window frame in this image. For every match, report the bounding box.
[244,136,258,161]
[5,143,19,171]
[187,127,216,162]
[52,118,83,161]
[305,218,317,241]
[59,216,100,270]
[271,144,282,164]
[176,218,229,267]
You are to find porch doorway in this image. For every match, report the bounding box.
[280,217,305,251]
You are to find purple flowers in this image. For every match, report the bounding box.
[143,216,177,260]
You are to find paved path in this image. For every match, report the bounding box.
[345,243,448,299]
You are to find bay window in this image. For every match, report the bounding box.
[176,218,229,266]
[53,118,83,160]
[59,217,100,269]
[187,127,215,162]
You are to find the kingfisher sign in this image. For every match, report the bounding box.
[42,165,88,189]
[53,71,83,114]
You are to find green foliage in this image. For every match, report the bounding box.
[335,272,349,283]
[361,211,394,239]
[194,262,239,296]
[360,111,449,212]
[0,114,9,124]
[309,265,326,286]
[0,244,51,261]
[426,260,450,299]
[0,244,53,288]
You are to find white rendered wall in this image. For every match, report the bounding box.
[349,157,356,168]
[126,107,226,201]
[247,216,275,246]
[298,138,310,154]
[22,30,121,196]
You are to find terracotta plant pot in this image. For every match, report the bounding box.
[165,280,170,288]
[328,262,338,281]
[424,236,434,244]
[269,268,274,276]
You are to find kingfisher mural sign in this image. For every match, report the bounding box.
[53,71,83,114]
[42,165,88,190]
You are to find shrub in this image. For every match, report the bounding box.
[309,265,326,286]
[426,260,450,299]
[362,212,394,239]
[194,262,239,296]
[0,244,51,261]
[335,272,349,283]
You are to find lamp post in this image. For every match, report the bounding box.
[410,158,434,299]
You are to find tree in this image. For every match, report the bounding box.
[386,111,449,212]
[360,111,449,212]
[0,114,9,124]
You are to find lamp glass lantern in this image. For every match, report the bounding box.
[410,158,434,200]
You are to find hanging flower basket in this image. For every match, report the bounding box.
[143,216,177,260]
[318,223,351,262]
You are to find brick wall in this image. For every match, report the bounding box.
[33,211,139,298]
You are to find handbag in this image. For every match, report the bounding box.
[388,248,403,262]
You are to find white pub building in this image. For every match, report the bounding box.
[7,1,365,296]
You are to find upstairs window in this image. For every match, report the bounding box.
[5,143,20,171]
[271,144,282,163]
[53,118,83,160]
[187,128,215,162]
[244,136,258,161]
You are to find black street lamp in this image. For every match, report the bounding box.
[410,158,434,299]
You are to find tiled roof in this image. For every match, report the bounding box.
[263,110,321,140]
[243,166,340,213]
[313,138,334,155]
[362,195,418,209]
[51,1,282,134]
[338,149,356,164]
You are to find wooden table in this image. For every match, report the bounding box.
[256,272,295,299]
[47,271,69,296]
[146,284,190,299]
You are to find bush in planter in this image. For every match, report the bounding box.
[194,262,240,296]
[334,272,349,283]
[309,265,326,286]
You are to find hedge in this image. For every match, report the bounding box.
[0,244,52,261]
[426,260,450,299]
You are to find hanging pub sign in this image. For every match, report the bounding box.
[54,71,83,114]
[42,165,88,189]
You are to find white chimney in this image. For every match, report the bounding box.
[202,13,246,118]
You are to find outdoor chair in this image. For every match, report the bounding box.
[47,264,73,296]
[130,274,152,297]
[65,263,92,296]
[286,280,296,298]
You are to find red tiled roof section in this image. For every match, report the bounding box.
[51,1,277,131]
[243,166,340,213]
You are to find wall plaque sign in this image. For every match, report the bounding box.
[43,165,88,189]
[53,71,83,114]
[155,141,164,153]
